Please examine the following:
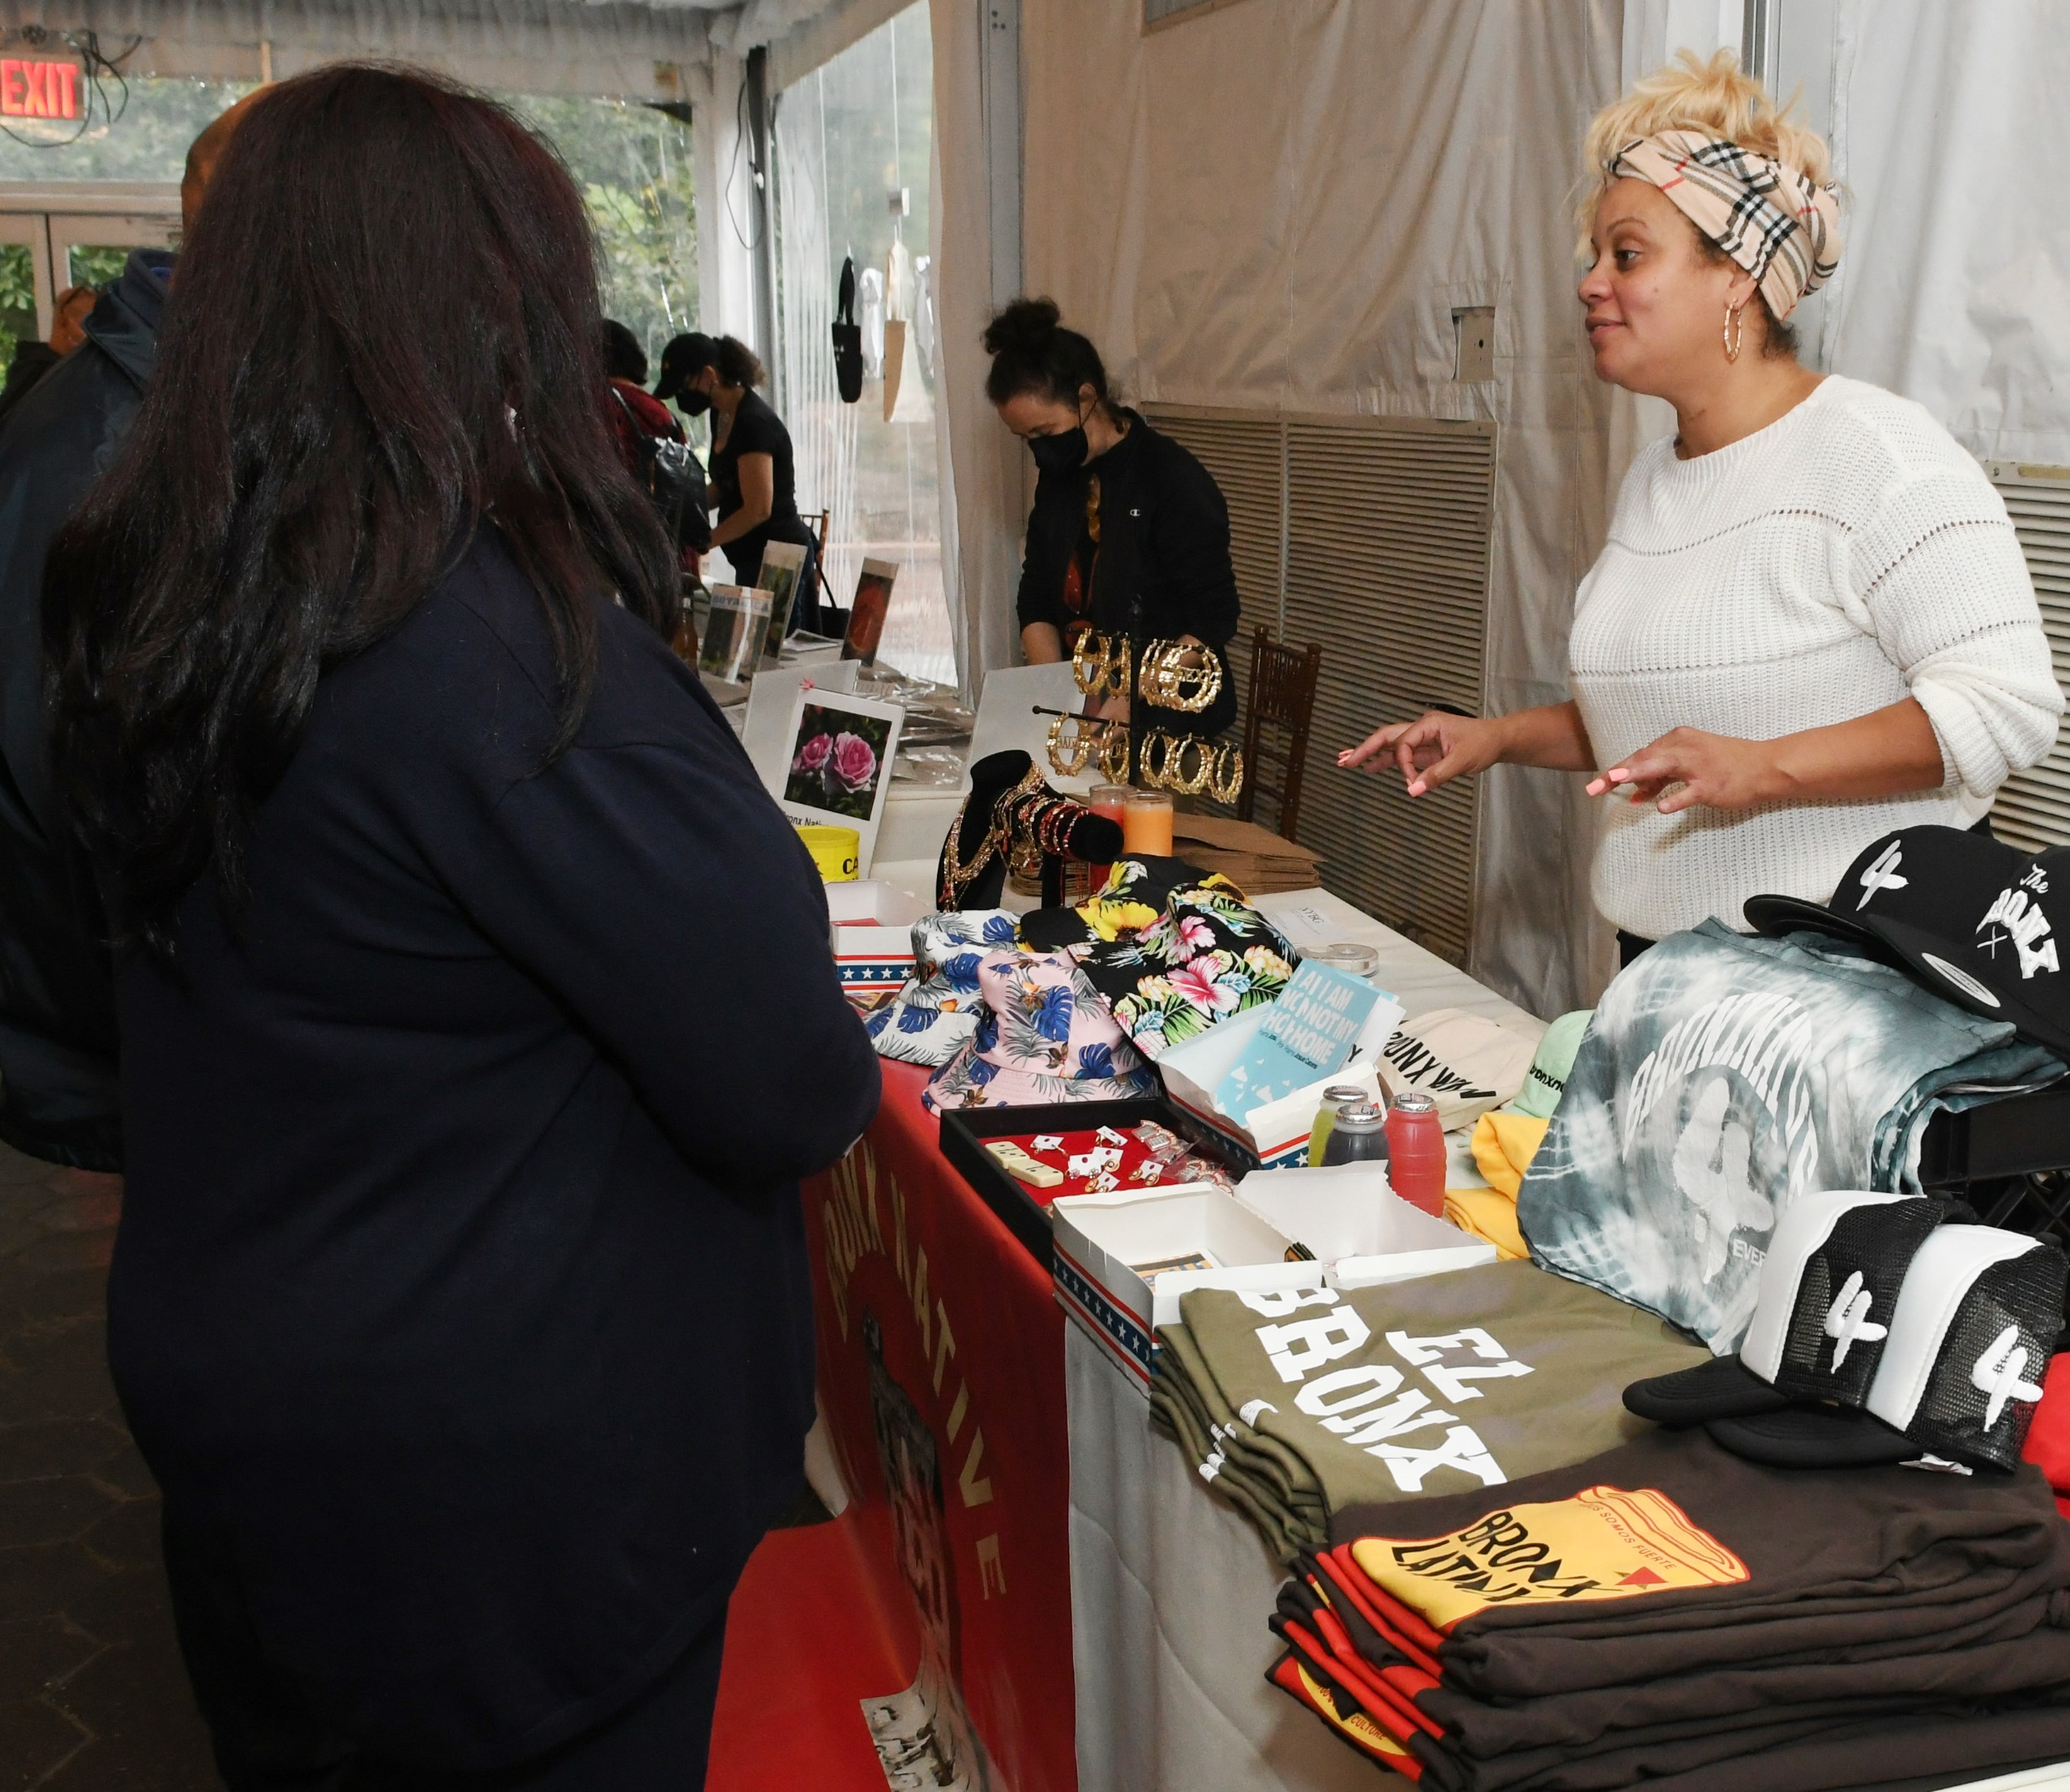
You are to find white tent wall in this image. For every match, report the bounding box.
[1018,0,1623,1016]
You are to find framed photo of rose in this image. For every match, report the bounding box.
[776,690,906,874]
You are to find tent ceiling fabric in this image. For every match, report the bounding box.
[0,0,871,96]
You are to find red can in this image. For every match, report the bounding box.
[1384,1091,1448,1217]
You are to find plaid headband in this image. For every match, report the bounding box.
[1609,129,1841,319]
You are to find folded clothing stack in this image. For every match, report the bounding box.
[1149,1261,1709,1559]
[1270,1426,2070,1791]
[1167,814,1323,896]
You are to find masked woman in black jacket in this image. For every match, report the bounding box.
[43,66,878,1789]
[986,297,1241,737]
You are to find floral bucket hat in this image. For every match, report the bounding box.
[1072,858,1298,1061]
[922,948,1158,1112]
[864,909,1021,1068]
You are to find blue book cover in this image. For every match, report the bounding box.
[1213,961,1379,1123]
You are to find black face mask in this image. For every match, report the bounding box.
[1028,421,1089,477]
[675,386,712,418]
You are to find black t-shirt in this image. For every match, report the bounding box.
[709,388,812,585]
[106,529,881,1768]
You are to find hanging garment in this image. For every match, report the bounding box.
[832,255,863,404]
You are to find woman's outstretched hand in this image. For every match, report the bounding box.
[1338,712,1507,798]
[1586,728,1773,813]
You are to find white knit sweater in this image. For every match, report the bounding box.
[1568,376,2062,941]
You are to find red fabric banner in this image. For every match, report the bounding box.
[802,1061,1077,1792]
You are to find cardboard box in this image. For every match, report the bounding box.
[1232,1164,1499,1286]
[1157,1000,1400,1170]
[1052,1185,1312,1388]
[826,883,931,1008]
[1170,813,1322,896]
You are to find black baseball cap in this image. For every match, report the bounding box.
[1626,1191,1944,1426]
[653,332,721,405]
[1745,826,2070,1057]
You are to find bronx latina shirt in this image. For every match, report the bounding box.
[107,530,881,1769]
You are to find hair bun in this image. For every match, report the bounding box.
[982,296,1062,358]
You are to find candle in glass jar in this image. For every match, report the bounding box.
[1121,789,1174,857]
[1088,783,1129,891]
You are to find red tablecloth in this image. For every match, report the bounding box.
[802,1060,1077,1792]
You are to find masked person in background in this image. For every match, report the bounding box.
[44,66,878,1788]
[1342,51,2059,967]
[986,297,1240,737]
[654,329,817,628]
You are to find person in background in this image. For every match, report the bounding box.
[0,88,255,1172]
[601,317,685,471]
[1342,50,2059,967]
[654,329,818,627]
[0,284,98,429]
[45,64,878,1789]
[986,297,1241,736]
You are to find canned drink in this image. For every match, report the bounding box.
[1320,1102,1391,1167]
[1385,1089,1448,1216]
[1307,1083,1373,1168]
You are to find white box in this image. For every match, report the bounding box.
[1051,1185,1311,1390]
[830,922,914,1005]
[825,879,928,928]
[1157,1005,1399,1170]
[1232,1165,1498,1287]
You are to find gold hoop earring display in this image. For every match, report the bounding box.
[1096,722,1131,785]
[1723,302,1743,364]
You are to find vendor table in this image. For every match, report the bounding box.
[798,887,1542,1792]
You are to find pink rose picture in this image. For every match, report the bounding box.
[828,731,878,793]
[784,702,894,820]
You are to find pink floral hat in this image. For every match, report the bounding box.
[922,948,1157,1111]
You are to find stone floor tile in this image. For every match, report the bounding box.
[3,1319,113,1375]
[0,1542,116,1627]
[52,1563,173,1656]
[0,1359,120,1428]
[0,1421,126,1485]
[45,1633,220,1790]
[27,1192,122,1237]
[1,1267,106,1330]
[0,1617,103,1704]
[81,1444,158,1504]
[0,1693,88,1786]
[14,1233,117,1278]
[0,1478,118,1550]
[80,1500,161,1576]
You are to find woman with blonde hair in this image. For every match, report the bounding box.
[1344,50,2061,964]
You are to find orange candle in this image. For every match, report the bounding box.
[1088,782,1129,892]
[1121,789,1174,857]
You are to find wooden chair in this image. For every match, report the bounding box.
[1235,624,1324,841]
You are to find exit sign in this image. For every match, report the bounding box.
[0,58,79,120]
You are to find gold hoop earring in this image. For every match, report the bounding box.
[1167,734,1214,797]
[1138,729,1174,789]
[1208,743,1246,805]
[1046,712,1093,777]
[1723,302,1743,364]
[1096,721,1132,785]
[1140,639,1225,715]
[1071,630,1106,697]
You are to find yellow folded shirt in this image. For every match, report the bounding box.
[1469,1110,1550,1198]
[1443,1187,1529,1261]
[1443,1110,1551,1263]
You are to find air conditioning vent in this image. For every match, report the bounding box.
[1987,462,2070,853]
[1144,405,1497,964]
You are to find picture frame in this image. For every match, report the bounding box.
[776,688,906,876]
[840,558,899,666]
[699,584,774,684]
[759,541,808,637]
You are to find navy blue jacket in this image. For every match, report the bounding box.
[108,530,880,1768]
[0,249,169,1170]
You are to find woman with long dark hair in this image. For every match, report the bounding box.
[45,66,878,1786]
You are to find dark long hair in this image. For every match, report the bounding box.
[45,64,677,961]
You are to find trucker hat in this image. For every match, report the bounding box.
[1744,825,2070,1057]
[1708,1225,2067,1473]
[1624,1190,1946,1426]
